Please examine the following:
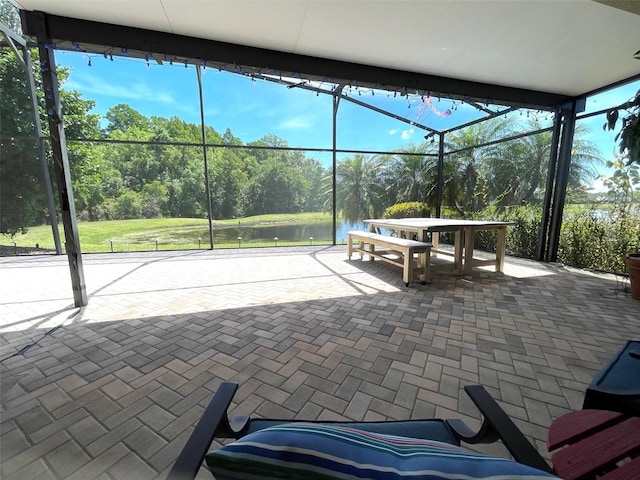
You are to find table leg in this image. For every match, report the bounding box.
[496,226,506,272]
[453,229,463,275]
[432,232,439,257]
[464,227,474,275]
[368,223,377,260]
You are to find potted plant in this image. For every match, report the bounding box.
[605,89,640,299]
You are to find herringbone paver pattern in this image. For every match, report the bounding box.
[1,246,638,479]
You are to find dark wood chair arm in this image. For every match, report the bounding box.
[167,382,242,480]
[461,385,554,474]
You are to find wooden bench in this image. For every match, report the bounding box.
[347,230,431,286]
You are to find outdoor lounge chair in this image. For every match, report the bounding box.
[167,382,640,480]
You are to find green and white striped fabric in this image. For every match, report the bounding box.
[206,423,560,479]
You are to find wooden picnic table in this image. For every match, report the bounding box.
[364,218,513,275]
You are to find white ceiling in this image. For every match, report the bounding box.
[10,0,640,98]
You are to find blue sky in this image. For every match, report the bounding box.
[55,50,639,188]
[55,51,500,150]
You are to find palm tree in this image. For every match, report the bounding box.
[441,117,603,215]
[384,143,438,205]
[497,120,602,206]
[443,117,514,215]
[335,154,387,223]
[479,120,552,208]
[567,123,604,190]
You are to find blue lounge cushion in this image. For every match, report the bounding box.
[243,418,457,444]
[206,423,561,479]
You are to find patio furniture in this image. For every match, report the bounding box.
[347,230,431,286]
[583,339,640,416]
[168,383,640,479]
[168,383,560,479]
[547,409,640,480]
[364,218,513,276]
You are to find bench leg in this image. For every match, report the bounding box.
[347,233,353,259]
[403,249,412,286]
[367,242,375,261]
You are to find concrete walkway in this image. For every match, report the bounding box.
[1,246,638,479]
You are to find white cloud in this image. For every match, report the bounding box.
[388,128,399,136]
[66,72,175,104]
[401,128,415,140]
[279,115,313,130]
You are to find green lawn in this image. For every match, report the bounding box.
[3,213,337,253]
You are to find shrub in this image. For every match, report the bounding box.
[383,202,430,219]
[467,205,541,258]
[114,190,142,219]
[558,210,639,274]
[469,203,639,273]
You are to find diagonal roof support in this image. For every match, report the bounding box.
[29,11,87,306]
[0,21,62,254]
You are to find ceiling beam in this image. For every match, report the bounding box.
[20,10,572,109]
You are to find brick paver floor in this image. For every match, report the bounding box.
[1,246,638,479]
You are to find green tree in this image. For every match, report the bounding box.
[146,117,206,217]
[495,123,551,206]
[104,103,149,135]
[1,40,103,232]
[441,118,603,215]
[208,148,248,218]
[113,189,142,219]
[0,1,21,34]
[335,153,386,223]
[62,88,103,218]
[0,49,45,236]
[141,181,169,218]
[222,127,243,146]
[443,117,514,215]
[567,124,604,193]
[298,155,326,212]
[103,126,154,191]
[246,154,306,214]
[243,135,313,215]
[383,143,437,205]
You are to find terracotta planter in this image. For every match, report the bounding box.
[626,253,640,300]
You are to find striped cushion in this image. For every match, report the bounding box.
[206,423,560,479]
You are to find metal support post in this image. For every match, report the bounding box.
[435,132,445,218]
[536,109,562,261]
[32,12,87,306]
[332,85,344,244]
[196,65,214,249]
[546,101,578,262]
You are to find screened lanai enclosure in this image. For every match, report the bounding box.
[1,1,640,306]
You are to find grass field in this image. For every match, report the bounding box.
[2,213,339,253]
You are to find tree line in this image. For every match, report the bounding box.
[68,107,329,223]
[1,46,603,238]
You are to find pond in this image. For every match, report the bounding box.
[211,220,367,245]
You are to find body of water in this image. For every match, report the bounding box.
[212,220,367,244]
